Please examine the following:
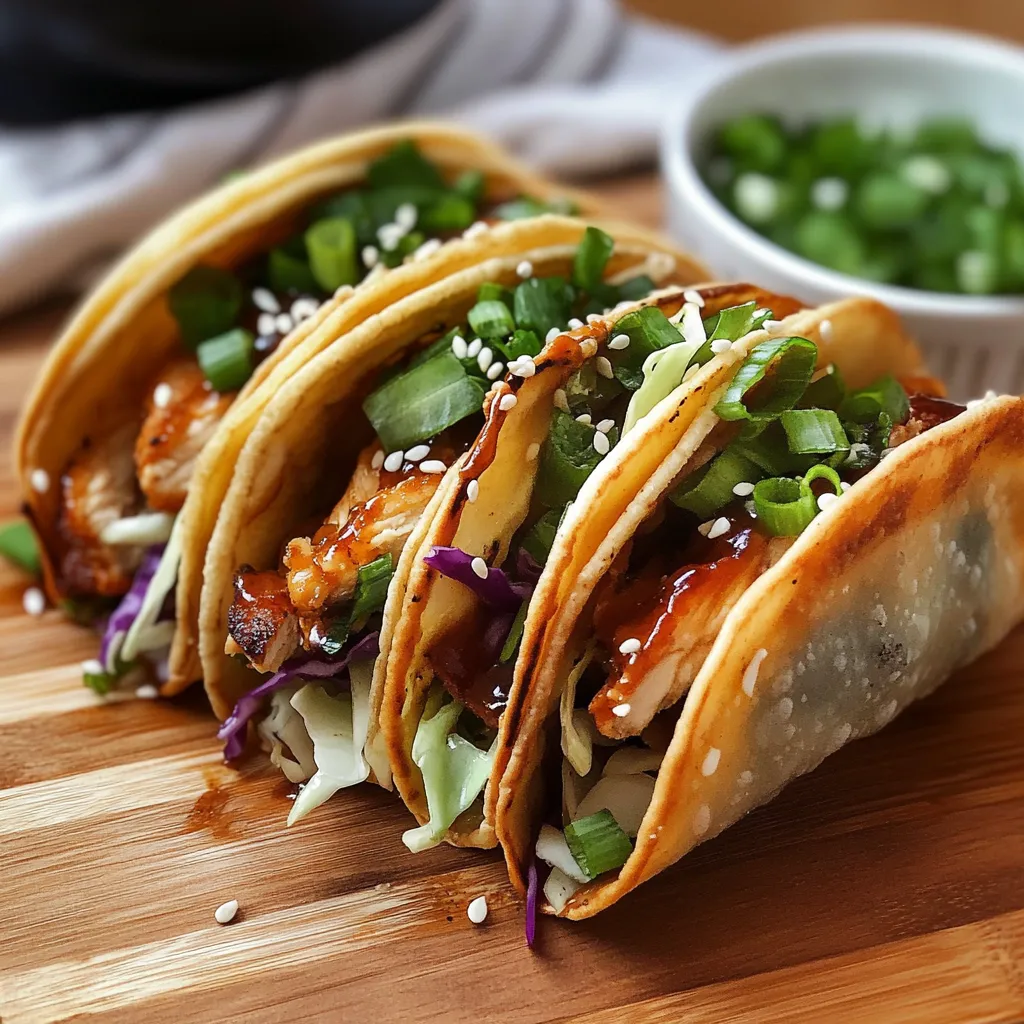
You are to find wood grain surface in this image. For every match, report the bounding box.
[2,177,1024,1024]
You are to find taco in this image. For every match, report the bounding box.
[492,295,1024,921]
[199,219,705,825]
[15,122,598,696]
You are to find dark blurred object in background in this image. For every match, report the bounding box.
[0,0,443,125]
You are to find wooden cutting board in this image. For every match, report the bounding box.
[2,178,1023,1024]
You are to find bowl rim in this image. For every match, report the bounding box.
[662,23,1024,318]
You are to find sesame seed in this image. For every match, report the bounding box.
[467,480,480,503]
[754,307,771,318]
[553,389,569,412]
[477,347,494,372]
[135,684,159,700]
[580,338,598,357]
[819,319,834,342]
[405,444,430,462]
[377,223,404,251]
[30,468,50,493]
[252,287,279,313]
[82,658,103,676]
[680,303,707,347]
[596,418,615,434]
[257,312,277,337]
[371,450,385,470]
[362,245,379,268]
[413,238,442,261]
[291,297,320,322]
[451,335,468,359]
[608,333,630,350]
[274,313,294,335]
[22,587,45,616]
[395,203,418,231]
[682,364,701,382]
[486,362,504,380]
[383,451,404,473]
[471,557,488,579]
[214,900,239,925]
[764,319,783,329]
[586,313,602,324]
[499,393,518,412]
[516,260,533,279]
[419,460,446,474]
[526,442,540,461]
[840,481,851,493]
[593,432,610,456]
[568,318,584,330]
[463,220,488,240]
[732,481,755,497]
[707,516,730,540]
[693,804,711,836]
[742,648,768,697]
[710,338,732,354]
[618,637,642,655]
[596,356,614,379]
[152,383,173,410]
[467,338,482,358]
[575,413,592,425]
[467,896,488,924]
[612,703,632,717]
[701,747,721,776]
[509,357,535,378]
[697,521,713,537]
[817,492,839,511]
[545,327,561,344]
[683,289,705,307]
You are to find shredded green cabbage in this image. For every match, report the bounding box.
[621,335,705,436]
[120,514,183,662]
[560,642,595,776]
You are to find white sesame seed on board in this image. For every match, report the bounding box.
[707,517,731,540]
[257,312,277,337]
[467,896,488,924]
[516,260,533,279]
[471,557,489,579]
[362,245,380,269]
[608,333,630,350]
[683,289,705,308]
[567,318,584,330]
[612,703,632,717]
[526,442,541,461]
[710,338,732,355]
[214,900,239,925]
[819,319,834,342]
[413,238,442,262]
[575,413,592,425]
[371,449,385,470]
[545,327,561,344]
[817,492,839,511]
[733,481,755,497]
[618,637,641,655]
[395,202,418,231]
[383,451,404,473]
[486,362,504,380]
[553,389,569,412]
[22,587,45,616]
[596,356,614,379]
[596,418,615,434]
[135,684,159,700]
[463,221,488,240]
[405,444,430,463]
[477,347,494,372]
[419,460,446,474]
[291,297,320,322]
[467,338,483,359]
[30,468,50,493]
[451,335,468,359]
[499,393,518,412]
[252,287,279,313]
[274,313,294,335]
[467,479,480,503]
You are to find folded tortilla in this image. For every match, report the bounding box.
[15,121,604,695]
[494,296,1024,918]
[198,218,706,820]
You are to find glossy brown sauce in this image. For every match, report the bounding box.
[907,393,967,430]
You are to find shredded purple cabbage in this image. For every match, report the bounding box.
[525,856,539,949]
[218,630,379,761]
[98,544,165,672]
[423,546,531,612]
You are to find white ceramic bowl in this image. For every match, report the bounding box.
[661,25,1024,398]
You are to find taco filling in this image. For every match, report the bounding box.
[532,337,964,911]
[61,140,573,692]
[218,227,663,825]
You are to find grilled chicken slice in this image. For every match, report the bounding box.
[590,507,792,739]
[58,422,144,596]
[135,358,233,513]
[226,567,300,675]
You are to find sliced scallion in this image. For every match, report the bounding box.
[608,306,686,390]
[0,520,40,575]
[196,328,255,392]
[453,169,485,204]
[477,282,513,306]
[494,328,542,363]
[670,449,763,519]
[803,463,843,496]
[305,217,358,292]
[468,299,515,339]
[268,246,319,294]
[799,364,846,411]
[535,411,608,508]
[367,139,445,191]
[730,424,799,476]
[572,226,615,292]
[499,598,530,664]
[349,554,395,624]
[752,476,817,536]
[513,276,573,337]
[780,408,850,456]
[563,810,633,879]
[419,193,475,233]
[838,374,910,424]
[714,336,817,425]
[168,265,243,348]
[519,506,564,565]
[315,616,350,657]
[614,274,656,301]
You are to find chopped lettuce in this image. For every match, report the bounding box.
[402,694,497,852]
[257,685,316,784]
[621,334,706,436]
[120,515,183,663]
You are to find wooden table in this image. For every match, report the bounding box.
[2,176,1023,1024]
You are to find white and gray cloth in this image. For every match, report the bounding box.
[0,0,719,316]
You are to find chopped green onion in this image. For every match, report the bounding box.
[168,265,243,349]
[670,450,763,519]
[780,408,850,456]
[493,329,542,363]
[799,365,846,411]
[614,274,657,302]
[0,520,40,575]
[312,190,375,244]
[752,476,817,536]
[305,217,358,292]
[367,139,445,191]
[714,336,817,425]
[453,169,485,204]
[83,666,115,696]
[535,411,611,508]
[410,328,461,368]
[349,554,395,624]
[419,193,475,233]
[468,299,515,339]
[512,276,573,337]
[477,282,513,306]
[843,412,893,470]
[268,246,319,294]
[363,352,486,451]
[731,424,800,476]
[689,301,774,369]
[519,506,565,565]
[572,226,615,292]
[315,616,350,657]
[493,196,577,221]
[499,598,530,664]
[563,810,633,879]
[196,328,255,392]
[803,463,843,496]
[608,306,685,390]
[839,374,910,424]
